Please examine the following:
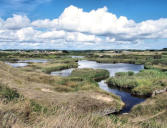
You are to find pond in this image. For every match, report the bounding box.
[71,56,84,58]
[5,62,28,68]
[6,59,48,67]
[18,59,48,63]
[51,68,74,77]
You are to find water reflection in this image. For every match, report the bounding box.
[71,56,84,58]
[78,60,144,76]
[6,62,28,68]
[6,59,48,68]
[51,68,74,77]
[18,59,48,63]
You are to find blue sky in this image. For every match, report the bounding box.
[33,0,167,22]
[0,0,167,50]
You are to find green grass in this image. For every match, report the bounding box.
[0,83,20,102]
[54,77,98,92]
[30,100,48,114]
[42,62,78,73]
[20,58,78,73]
[53,68,110,92]
[48,68,110,93]
[71,68,110,81]
[107,69,167,96]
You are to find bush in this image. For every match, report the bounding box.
[0,85,20,101]
[128,71,134,76]
[30,100,48,113]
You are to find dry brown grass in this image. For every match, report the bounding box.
[0,61,126,128]
[0,99,128,128]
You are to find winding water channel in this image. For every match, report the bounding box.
[7,58,146,113]
[52,60,145,113]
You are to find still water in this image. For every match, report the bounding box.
[6,59,48,67]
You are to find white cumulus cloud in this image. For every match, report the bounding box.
[3,14,30,30]
[0,5,167,49]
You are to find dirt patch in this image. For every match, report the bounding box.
[91,94,113,103]
[41,88,54,93]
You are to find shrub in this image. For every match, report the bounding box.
[30,100,48,114]
[0,84,20,101]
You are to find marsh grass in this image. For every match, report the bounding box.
[42,62,78,73]
[71,68,110,81]
[20,58,79,74]
[107,69,167,96]
[51,68,110,92]
[87,52,167,71]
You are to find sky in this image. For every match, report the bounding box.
[0,0,167,50]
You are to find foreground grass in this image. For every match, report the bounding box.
[0,98,128,128]
[1,77,167,128]
[107,70,167,96]
[0,61,126,127]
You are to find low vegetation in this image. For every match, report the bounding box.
[107,70,167,96]
[0,84,20,102]
[21,58,78,73]
[71,68,110,81]
[1,49,167,128]
[42,62,78,73]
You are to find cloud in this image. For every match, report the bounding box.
[65,32,102,42]
[39,30,65,39]
[0,5,167,49]
[56,5,167,41]
[16,27,40,41]
[3,14,30,30]
[57,6,134,34]
[32,19,57,29]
